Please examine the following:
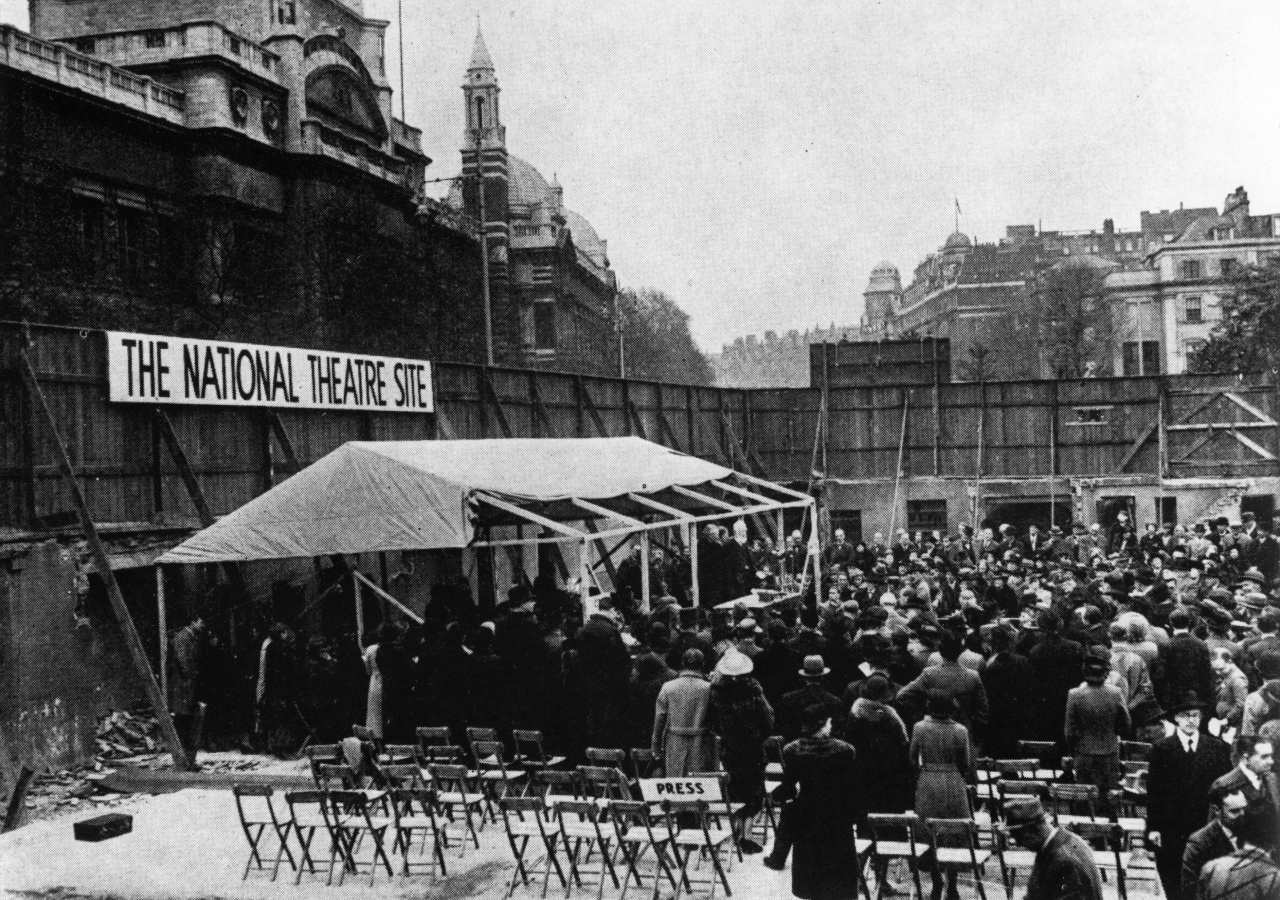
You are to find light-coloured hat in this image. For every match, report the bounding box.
[799,655,830,678]
[715,650,754,678]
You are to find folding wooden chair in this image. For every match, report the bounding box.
[762,735,785,780]
[630,748,662,781]
[382,763,427,790]
[1047,783,1103,827]
[284,790,339,886]
[324,788,396,887]
[533,769,584,809]
[586,747,627,768]
[429,763,486,852]
[1119,740,1151,762]
[317,762,358,790]
[995,780,1050,825]
[687,771,743,862]
[388,786,450,881]
[232,784,296,881]
[468,726,501,765]
[475,739,527,816]
[661,798,733,900]
[1016,742,1062,779]
[1066,821,1129,900]
[417,726,457,761]
[303,743,343,787]
[989,821,1036,900]
[579,764,632,812]
[382,743,421,766]
[353,724,376,743]
[864,812,927,900]
[923,819,990,900]
[515,729,567,776]
[556,799,621,899]
[991,758,1042,781]
[611,799,679,900]
[973,758,998,809]
[500,796,568,898]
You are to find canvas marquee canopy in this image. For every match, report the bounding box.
[156,437,812,565]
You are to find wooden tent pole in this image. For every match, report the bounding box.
[19,347,192,771]
[887,393,909,539]
[354,573,364,651]
[640,531,651,614]
[157,566,168,701]
[690,525,700,608]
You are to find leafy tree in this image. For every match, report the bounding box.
[1024,263,1113,379]
[614,287,713,384]
[1188,261,1280,374]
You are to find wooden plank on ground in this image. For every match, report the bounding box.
[2,766,33,833]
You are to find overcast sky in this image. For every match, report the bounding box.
[6,1,1279,353]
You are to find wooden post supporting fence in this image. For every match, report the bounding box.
[19,346,192,771]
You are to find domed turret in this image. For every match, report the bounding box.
[943,231,972,252]
[866,260,902,294]
[862,259,902,335]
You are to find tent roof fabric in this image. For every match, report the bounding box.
[157,438,738,564]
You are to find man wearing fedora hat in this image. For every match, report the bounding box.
[777,655,840,744]
[1001,798,1103,900]
[1147,691,1234,897]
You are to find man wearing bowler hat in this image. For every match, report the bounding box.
[1001,798,1103,900]
[1146,691,1233,898]
[777,655,840,745]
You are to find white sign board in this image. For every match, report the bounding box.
[636,777,723,803]
[106,331,433,413]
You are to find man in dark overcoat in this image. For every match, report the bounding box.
[1147,692,1233,899]
[980,624,1037,759]
[1002,798,1103,900]
[1180,785,1249,900]
[777,655,840,744]
[1027,609,1084,741]
[1208,733,1280,852]
[1154,608,1214,721]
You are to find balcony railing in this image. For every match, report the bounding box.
[391,117,422,154]
[301,120,413,190]
[1,25,185,124]
[58,21,280,81]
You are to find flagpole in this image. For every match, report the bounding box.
[398,0,406,123]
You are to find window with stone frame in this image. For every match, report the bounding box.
[1181,259,1201,280]
[906,500,948,535]
[1184,295,1202,323]
[533,301,556,351]
[116,207,148,285]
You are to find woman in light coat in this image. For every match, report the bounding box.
[652,649,716,776]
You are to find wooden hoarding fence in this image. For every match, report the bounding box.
[19,345,192,771]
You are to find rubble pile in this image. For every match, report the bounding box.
[14,709,265,822]
[95,709,161,759]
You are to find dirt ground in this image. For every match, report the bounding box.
[0,783,1163,900]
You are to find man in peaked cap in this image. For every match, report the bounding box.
[1002,798,1104,900]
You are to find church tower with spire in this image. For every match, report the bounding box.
[460,26,514,358]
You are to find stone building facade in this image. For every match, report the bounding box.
[447,29,617,373]
[859,187,1280,379]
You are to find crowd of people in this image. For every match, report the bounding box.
[171,507,1280,900]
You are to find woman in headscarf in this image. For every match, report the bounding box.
[910,691,975,900]
[709,649,774,854]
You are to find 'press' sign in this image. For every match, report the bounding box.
[106,331,433,413]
